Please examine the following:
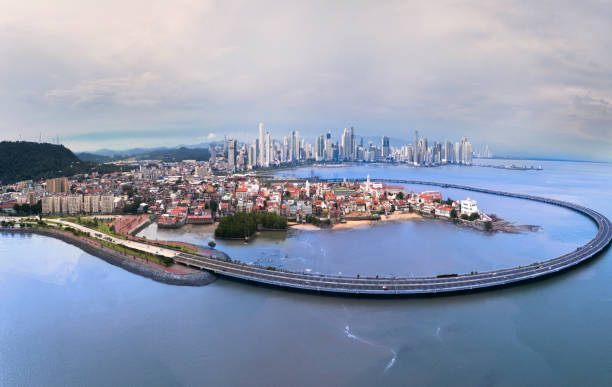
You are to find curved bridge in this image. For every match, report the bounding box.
[173,179,611,295]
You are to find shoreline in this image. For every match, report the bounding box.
[290,212,421,231]
[0,227,217,287]
[334,212,421,229]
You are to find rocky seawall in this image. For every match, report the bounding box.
[0,227,217,287]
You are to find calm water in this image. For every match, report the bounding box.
[1,160,611,386]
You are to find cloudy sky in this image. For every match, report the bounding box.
[1,1,611,160]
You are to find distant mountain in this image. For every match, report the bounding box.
[98,147,171,157]
[79,144,213,162]
[129,147,210,162]
[0,141,119,185]
[82,142,217,160]
[76,152,114,163]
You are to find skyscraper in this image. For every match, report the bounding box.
[258,123,264,167]
[282,136,288,163]
[265,132,271,167]
[247,144,255,169]
[444,139,453,164]
[316,134,325,161]
[382,136,390,158]
[289,131,295,162]
[228,139,237,173]
[350,126,355,160]
[325,132,333,161]
[414,130,419,164]
[341,128,349,160]
[293,131,300,161]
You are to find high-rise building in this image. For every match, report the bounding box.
[209,145,216,164]
[325,132,332,161]
[444,140,453,163]
[350,127,355,160]
[293,131,300,161]
[228,139,237,172]
[316,134,325,161]
[455,141,461,164]
[282,136,288,163]
[288,131,295,162]
[265,132,271,167]
[66,195,82,214]
[46,177,69,193]
[460,137,472,165]
[414,130,419,164]
[258,123,264,167]
[382,136,390,158]
[341,128,349,160]
[247,144,255,169]
[42,196,53,214]
[100,195,114,214]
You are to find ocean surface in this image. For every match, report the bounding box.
[1,159,611,386]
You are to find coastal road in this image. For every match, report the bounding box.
[46,219,180,259]
[172,179,611,295]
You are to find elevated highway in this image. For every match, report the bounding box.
[173,179,611,295]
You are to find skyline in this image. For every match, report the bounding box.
[225,124,477,172]
[1,1,612,161]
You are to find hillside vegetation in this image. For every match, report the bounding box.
[0,141,118,184]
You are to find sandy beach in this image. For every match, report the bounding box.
[334,212,421,229]
[288,223,321,231]
[289,212,421,231]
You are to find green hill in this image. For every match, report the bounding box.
[0,141,119,184]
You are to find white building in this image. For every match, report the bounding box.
[460,198,478,216]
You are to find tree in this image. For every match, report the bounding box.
[468,212,480,221]
[450,209,457,218]
[397,192,405,199]
[485,221,493,231]
[209,200,218,213]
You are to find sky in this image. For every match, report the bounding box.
[1,0,611,160]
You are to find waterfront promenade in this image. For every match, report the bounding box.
[171,179,611,295]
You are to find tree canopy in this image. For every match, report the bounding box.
[215,212,287,238]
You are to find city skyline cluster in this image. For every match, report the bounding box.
[225,124,488,172]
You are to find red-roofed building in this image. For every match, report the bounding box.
[435,204,453,218]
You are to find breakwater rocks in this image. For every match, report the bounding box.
[0,227,216,287]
